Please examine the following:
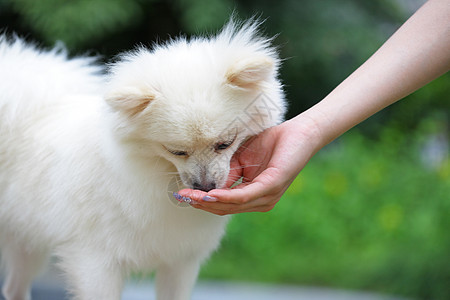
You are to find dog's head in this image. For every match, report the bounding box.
[105,20,286,191]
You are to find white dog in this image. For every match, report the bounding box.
[0,20,285,300]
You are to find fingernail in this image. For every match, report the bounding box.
[182,196,198,205]
[173,193,198,205]
[173,192,183,202]
[202,195,217,202]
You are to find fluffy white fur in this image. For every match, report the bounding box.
[0,20,285,300]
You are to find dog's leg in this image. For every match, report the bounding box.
[59,250,124,300]
[1,241,49,300]
[155,259,201,300]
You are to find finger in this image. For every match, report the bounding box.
[194,192,277,213]
[193,196,278,215]
[191,205,231,216]
[176,188,208,202]
[206,180,269,205]
[210,164,285,205]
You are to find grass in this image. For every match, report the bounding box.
[200,125,450,300]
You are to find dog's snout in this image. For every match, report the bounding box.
[192,181,216,192]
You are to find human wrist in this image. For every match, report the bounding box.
[287,110,328,156]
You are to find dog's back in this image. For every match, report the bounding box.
[0,36,103,123]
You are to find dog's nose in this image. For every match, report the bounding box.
[192,181,216,192]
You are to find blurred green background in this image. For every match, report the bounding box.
[1,0,448,299]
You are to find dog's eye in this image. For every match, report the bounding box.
[214,134,237,152]
[168,149,188,156]
[215,141,232,151]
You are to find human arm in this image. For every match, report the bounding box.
[179,0,450,215]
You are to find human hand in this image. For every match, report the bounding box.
[175,115,321,215]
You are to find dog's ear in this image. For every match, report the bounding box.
[105,87,155,116]
[226,56,274,89]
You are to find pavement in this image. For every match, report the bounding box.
[1,267,409,300]
[28,281,410,300]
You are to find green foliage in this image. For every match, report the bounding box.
[175,0,234,33]
[200,123,450,300]
[3,0,147,49]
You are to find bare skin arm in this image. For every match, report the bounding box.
[179,0,450,215]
